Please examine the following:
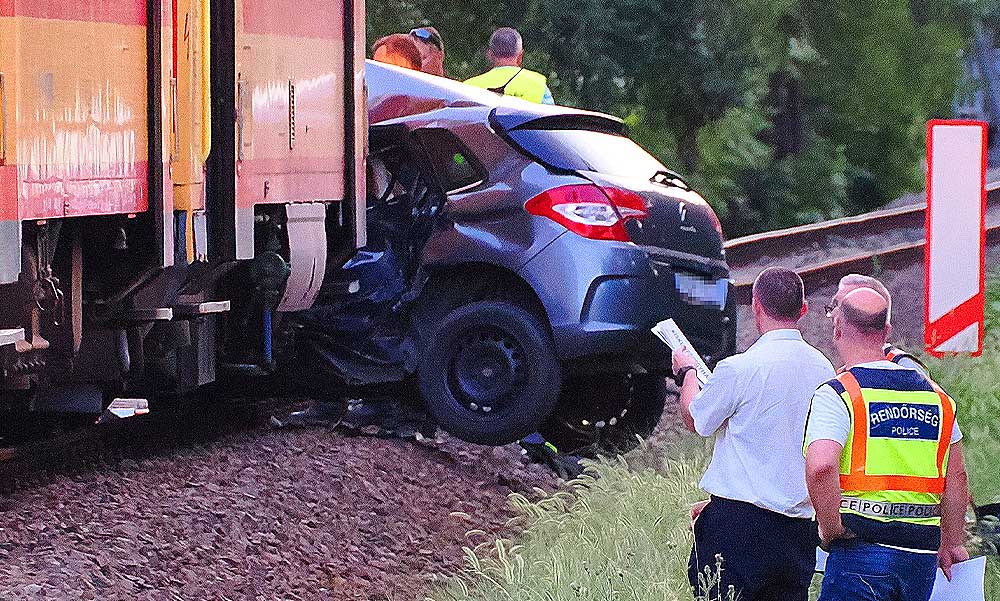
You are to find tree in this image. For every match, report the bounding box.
[368,0,973,234]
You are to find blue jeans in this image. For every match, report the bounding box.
[820,539,938,601]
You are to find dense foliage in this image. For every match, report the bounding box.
[370,0,980,236]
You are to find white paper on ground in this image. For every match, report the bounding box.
[816,549,986,601]
[650,319,712,385]
[928,555,987,601]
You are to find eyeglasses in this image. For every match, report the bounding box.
[824,299,839,319]
[410,28,443,51]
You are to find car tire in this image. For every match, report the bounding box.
[418,300,561,446]
[540,373,666,456]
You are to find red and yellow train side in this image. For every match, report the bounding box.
[0,0,365,426]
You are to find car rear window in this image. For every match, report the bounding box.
[507,127,667,179]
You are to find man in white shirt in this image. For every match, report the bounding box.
[672,267,835,601]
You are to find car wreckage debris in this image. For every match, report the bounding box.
[272,399,586,477]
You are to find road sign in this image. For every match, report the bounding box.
[925,119,987,356]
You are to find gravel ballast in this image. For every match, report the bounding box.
[3,242,996,601]
[0,425,553,600]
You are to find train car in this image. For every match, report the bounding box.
[0,0,365,436]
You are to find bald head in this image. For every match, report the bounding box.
[839,288,890,337]
[489,27,523,61]
[835,274,891,322]
[838,274,889,302]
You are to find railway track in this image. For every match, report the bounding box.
[4,176,997,487]
[726,179,1000,304]
[0,386,299,492]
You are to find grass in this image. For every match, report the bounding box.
[425,437,741,601]
[427,277,1000,601]
[923,276,1000,596]
[924,277,1000,507]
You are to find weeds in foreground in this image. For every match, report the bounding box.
[425,441,742,601]
[426,278,1000,601]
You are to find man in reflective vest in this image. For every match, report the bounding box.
[805,288,969,601]
[464,28,554,105]
[827,274,928,374]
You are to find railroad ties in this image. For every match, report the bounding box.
[725,175,1000,304]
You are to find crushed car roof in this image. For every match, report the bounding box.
[366,60,623,132]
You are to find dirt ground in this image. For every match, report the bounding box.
[738,245,1000,359]
[0,423,555,601]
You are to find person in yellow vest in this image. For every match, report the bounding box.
[464,27,554,104]
[805,288,970,601]
[826,274,928,375]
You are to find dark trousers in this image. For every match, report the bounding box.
[819,539,937,601]
[688,496,819,601]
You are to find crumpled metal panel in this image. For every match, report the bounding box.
[2,4,149,219]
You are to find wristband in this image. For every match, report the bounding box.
[673,365,697,387]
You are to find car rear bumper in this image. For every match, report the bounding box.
[519,233,737,373]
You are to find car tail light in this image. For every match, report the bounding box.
[524,185,649,242]
[706,208,724,240]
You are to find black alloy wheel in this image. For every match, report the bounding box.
[540,373,666,456]
[418,300,561,446]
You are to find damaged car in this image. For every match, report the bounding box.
[285,62,737,455]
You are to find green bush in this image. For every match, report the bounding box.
[370,0,972,236]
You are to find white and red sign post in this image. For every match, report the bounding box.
[925,120,988,356]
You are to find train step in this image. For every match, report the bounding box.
[127,308,174,322]
[173,301,231,317]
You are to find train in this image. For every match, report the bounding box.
[0,1,367,436]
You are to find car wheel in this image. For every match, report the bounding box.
[418,300,561,446]
[539,373,666,456]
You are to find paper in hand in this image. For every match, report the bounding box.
[817,550,986,601]
[928,555,987,601]
[651,318,712,385]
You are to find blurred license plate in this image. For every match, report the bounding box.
[674,272,729,309]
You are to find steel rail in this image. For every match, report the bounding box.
[728,179,1000,304]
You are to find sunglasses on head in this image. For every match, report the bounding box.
[824,299,839,319]
[410,28,443,51]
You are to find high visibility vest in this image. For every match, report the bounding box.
[464,66,549,104]
[829,367,956,550]
[883,343,928,371]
